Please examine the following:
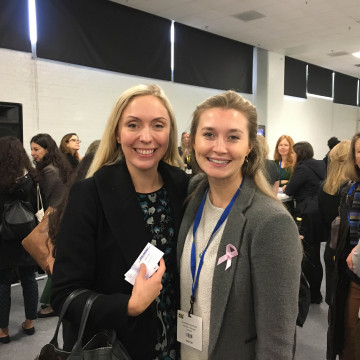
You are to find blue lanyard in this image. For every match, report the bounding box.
[346,182,358,224]
[188,177,244,315]
[278,161,286,181]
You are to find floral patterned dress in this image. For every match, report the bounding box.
[137,186,177,360]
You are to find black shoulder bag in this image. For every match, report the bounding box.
[35,289,132,360]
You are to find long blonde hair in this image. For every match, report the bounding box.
[190,91,276,200]
[323,140,351,195]
[87,84,182,177]
[345,132,360,182]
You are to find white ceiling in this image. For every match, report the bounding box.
[110,0,360,79]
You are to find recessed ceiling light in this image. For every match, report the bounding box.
[233,10,266,22]
[352,52,360,58]
[327,51,348,57]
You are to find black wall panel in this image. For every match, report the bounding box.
[284,57,307,98]
[174,23,253,93]
[307,64,332,97]
[0,0,30,52]
[333,73,358,106]
[36,0,171,81]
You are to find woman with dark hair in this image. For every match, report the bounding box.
[285,141,326,303]
[0,137,40,343]
[31,133,72,209]
[178,91,302,359]
[30,133,72,318]
[59,133,82,169]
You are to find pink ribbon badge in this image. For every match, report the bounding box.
[217,244,238,270]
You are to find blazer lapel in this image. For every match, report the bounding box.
[208,178,255,356]
[94,162,150,269]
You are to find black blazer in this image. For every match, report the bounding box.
[51,160,188,359]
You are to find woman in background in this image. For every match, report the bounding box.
[257,134,279,194]
[285,141,325,303]
[273,134,294,188]
[30,133,72,318]
[0,137,39,343]
[178,91,302,359]
[51,84,188,359]
[318,140,350,305]
[328,132,360,360]
[59,133,82,169]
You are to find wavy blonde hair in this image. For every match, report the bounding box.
[87,84,182,177]
[190,91,276,200]
[345,132,360,182]
[323,140,351,195]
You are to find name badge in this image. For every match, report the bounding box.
[177,310,202,351]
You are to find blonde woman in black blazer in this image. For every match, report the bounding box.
[51,84,188,360]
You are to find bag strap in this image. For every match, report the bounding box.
[68,293,101,359]
[36,183,43,212]
[50,288,89,347]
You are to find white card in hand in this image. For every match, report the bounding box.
[124,243,164,285]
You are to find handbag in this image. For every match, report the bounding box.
[35,183,45,223]
[35,289,132,360]
[296,271,311,327]
[22,208,54,274]
[0,199,37,242]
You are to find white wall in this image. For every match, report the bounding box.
[0,47,359,159]
[255,51,360,159]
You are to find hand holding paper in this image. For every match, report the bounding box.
[126,243,166,316]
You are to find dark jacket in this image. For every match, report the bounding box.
[40,164,67,208]
[0,174,38,269]
[264,159,279,186]
[65,153,79,169]
[51,160,188,360]
[318,183,343,243]
[327,182,360,359]
[285,158,326,215]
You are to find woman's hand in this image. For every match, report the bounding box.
[346,247,356,271]
[75,152,82,161]
[127,258,166,316]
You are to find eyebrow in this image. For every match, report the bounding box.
[200,126,243,133]
[125,116,169,122]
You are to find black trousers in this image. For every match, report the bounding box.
[0,266,38,327]
[300,213,324,302]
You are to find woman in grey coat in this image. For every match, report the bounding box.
[178,91,302,359]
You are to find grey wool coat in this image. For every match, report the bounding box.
[177,175,302,360]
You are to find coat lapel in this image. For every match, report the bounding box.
[180,177,255,357]
[208,178,255,356]
[94,162,150,269]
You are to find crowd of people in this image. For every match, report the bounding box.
[0,83,359,359]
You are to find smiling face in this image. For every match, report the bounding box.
[278,138,290,157]
[193,107,252,184]
[30,142,48,163]
[116,95,170,175]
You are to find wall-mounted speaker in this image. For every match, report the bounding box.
[0,102,23,143]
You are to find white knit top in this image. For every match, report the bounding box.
[180,192,228,360]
